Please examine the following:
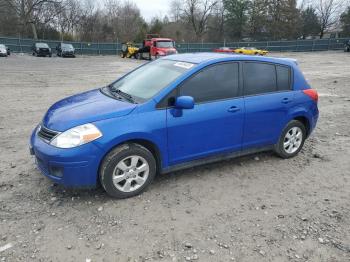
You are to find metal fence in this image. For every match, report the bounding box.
[0,36,349,55]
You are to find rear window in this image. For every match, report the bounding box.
[243,62,291,96]
[276,65,291,91]
[243,62,276,95]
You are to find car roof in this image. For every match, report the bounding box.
[152,38,173,41]
[164,52,297,67]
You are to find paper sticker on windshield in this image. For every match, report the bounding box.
[174,62,194,69]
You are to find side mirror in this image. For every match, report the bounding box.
[175,96,194,109]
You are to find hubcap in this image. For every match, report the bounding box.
[112,155,149,193]
[283,127,303,154]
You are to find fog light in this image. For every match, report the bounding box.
[49,166,63,178]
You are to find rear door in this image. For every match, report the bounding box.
[166,62,244,165]
[242,62,294,149]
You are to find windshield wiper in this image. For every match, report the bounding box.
[108,85,136,103]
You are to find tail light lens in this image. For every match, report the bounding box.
[303,89,318,102]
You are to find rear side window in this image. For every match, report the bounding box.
[243,62,276,96]
[243,62,291,96]
[180,63,239,103]
[276,65,291,91]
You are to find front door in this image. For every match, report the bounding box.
[166,62,244,165]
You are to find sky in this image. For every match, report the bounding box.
[127,0,172,21]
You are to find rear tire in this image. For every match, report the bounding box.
[99,143,156,199]
[274,120,306,159]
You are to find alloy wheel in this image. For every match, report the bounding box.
[283,127,303,154]
[112,155,150,193]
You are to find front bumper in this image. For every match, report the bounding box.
[62,51,75,57]
[37,50,51,56]
[30,127,103,188]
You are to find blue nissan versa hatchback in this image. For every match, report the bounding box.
[30,53,319,198]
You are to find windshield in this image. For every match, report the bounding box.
[156,41,174,48]
[108,60,194,101]
[0,44,5,49]
[36,43,49,48]
[62,43,74,49]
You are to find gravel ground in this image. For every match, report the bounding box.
[0,52,349,262]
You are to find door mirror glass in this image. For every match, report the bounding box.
[175,96,194,109]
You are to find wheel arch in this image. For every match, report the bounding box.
[293,116,310,136]
[123,139,162,173]
[97,137,163,184]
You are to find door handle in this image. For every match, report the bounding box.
[281,98,292,104]
[228,106,240,113]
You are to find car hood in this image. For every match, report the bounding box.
[42,89,137,131]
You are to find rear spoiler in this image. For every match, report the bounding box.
[279,58,298,66]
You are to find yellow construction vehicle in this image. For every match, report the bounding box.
[120,42,139,59]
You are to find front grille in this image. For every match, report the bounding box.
[39,48,50,53]
[38,125,59,142]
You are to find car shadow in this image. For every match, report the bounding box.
[45,151,276,202]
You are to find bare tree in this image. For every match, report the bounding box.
[53,0,82,39]
[207,1,225,41]
[170,0,182,22]
[3,0,62,39]
[181,0,218,40]
[313,0,345,38]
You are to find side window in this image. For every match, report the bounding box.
[179,63,239,103]
[276,65,291,91]
[156,88,177,109]
[243,62,277,96]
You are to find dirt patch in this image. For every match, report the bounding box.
[0,52,349,261]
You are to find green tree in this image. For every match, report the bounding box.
[223,0,250,40]
[248,0,269,40]
[281,0,300,39]
[300,6,320,38]
[149,18,163,34]
[340,6,350,36]
[266,0,300,40]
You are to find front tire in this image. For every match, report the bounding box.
[274,120,306,159]
[99,143,156,199]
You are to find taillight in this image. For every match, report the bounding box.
[303,89,318,102]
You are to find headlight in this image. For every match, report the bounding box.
[50,123,102,148]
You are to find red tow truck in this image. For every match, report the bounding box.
[137,34,177,60]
